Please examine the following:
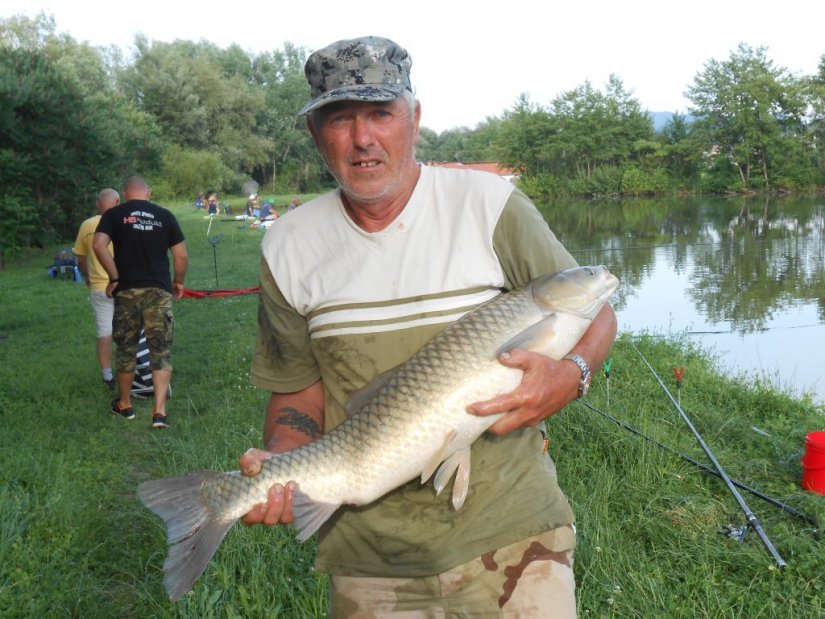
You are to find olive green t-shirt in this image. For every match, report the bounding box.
[251,169,577,576]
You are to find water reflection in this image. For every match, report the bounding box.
[535,196,825,402]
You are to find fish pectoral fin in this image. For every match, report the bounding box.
[421,429,457,484]
[291,488,340,542]
[433,450,462,496]
[451,448,472,510]
[433,447,472,510]
[494,313,559,356]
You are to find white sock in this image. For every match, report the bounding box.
[102,368,113,381]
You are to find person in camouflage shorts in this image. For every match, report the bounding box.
[112,288,175,373]
[240,36,616,617]
[94,176,188,429]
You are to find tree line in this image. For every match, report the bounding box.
[2,13,825,258]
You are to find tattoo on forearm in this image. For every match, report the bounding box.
[276,407,322,439]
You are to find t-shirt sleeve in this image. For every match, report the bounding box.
[73,220,90,256]
[95,210,114,238]
[493,189,578,290]
[167,213,185,246]
[250,256,321,393]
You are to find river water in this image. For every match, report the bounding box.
[535,195,825,404]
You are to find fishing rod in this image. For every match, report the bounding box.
[577,400,818,531]
[630,340,788,570]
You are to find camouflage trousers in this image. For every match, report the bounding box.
[328,524,576,618]
[113,287,175,373]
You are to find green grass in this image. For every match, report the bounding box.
[1,200,823,617]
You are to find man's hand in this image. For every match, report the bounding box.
[468,305,617,435]
[238,448,298,527]
[105,281,119,298]
[172,281,185,299]
[466,349,579,435]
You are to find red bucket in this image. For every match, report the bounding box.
[805,431,825,456]
[801,467,825,495]
[801,431,825,495]
[802,445,825,467]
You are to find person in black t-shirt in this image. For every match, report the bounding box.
[93,176,188,429]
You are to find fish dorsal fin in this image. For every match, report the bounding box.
[494,313,559,357]
[291,487,341,542]
[421,429,457,483]
[344,365,401,414]
[433,447,472,510]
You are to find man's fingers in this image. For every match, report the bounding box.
[262,482,296,525]
[240,501,268,525]
[496,349,531,369]
[239,448,271,476]
[467,394,518,416]
[239,481,297,527]
[487,414,523,436]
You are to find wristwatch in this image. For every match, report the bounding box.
[564,354,592,399]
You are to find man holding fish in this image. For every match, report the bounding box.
[235,36,618,617]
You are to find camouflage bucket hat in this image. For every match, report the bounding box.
[298,36,413,117]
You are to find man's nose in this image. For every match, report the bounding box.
[351,116,375,148]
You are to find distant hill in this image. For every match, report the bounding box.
[650,111,695,132]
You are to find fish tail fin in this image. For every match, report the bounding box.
[137,472,235,602]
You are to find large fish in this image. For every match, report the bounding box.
[138,265,619,600]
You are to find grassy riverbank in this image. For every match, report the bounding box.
[1,203,823,617]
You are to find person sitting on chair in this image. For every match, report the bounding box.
[259,200,278,221]
[207,192,220,216]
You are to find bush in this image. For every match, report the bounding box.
[620,166,670,195]
[160,145,224,199]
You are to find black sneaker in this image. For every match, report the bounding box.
[103,377,117,390]
[111,398,135,420]
[151,414,169,429]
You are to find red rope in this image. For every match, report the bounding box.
[182,286,260,299]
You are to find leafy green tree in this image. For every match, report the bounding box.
[0,150,38,268]
[119,37,211,148]
[461,117,502,162]
[156,145,223,199]
[432,127,472,162]
[495,93,555,176]
[495,80,654,196]
[0,15,162,254]
[545,75,653,179]
[415,126,440,161]
[657,112,700,185]
[805,55,825,183]
[120,38,273,190]
[416,118,502,163]
[686,43,812,191]
[251,43,325,192]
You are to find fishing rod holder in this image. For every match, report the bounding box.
[207,233,224,288]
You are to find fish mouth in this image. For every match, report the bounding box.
[535,267,620,319]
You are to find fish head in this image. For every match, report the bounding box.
[531,265,619,320]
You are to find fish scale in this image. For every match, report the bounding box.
[137,265,619,601]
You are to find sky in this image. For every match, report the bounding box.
[4,0,825,133]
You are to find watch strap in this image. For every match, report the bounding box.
[563,354,591,398]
